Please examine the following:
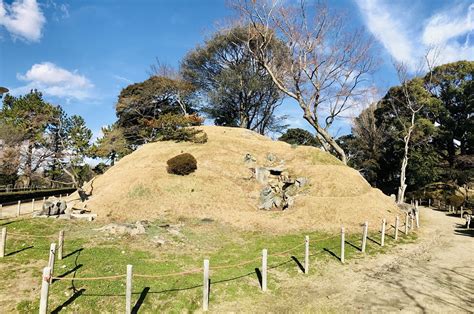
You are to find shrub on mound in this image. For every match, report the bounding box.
[167,153,197,175]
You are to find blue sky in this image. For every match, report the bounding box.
[0,0,473,141]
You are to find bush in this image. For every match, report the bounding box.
[167,153,197,176]
[447,194,465,208]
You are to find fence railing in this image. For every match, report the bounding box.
[1,203,427,313]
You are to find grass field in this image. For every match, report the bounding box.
[0,217,417,313]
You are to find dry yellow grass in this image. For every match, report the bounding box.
[76,126,401,233]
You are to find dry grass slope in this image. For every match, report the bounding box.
[78,126,401,233]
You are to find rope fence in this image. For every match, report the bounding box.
[0,193,71,220]
[5,199,458,313]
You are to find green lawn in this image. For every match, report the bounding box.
[0,217,417,313]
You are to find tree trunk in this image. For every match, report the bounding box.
[397,113,415,204]
[307,116,347,164]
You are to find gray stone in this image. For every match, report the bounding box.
[244,153,257,164]
[40,198,67,216]
[259,186,275,210]
[255,167,270,184]
[284,184,299,197]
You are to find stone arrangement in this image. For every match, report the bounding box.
[246,153,309,211]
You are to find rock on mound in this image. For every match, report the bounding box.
[79,126,400,233]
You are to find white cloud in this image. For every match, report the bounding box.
[422,3,474,65]
[16,62,94,100]
[0,0,45,42]
[355,0,474,71]
[354,0,417,68]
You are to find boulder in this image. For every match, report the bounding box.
[40,198,67,216]
[259,186,275,210]
[255,167,270,184]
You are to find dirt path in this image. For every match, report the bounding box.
[337,207,473,313]
[0,200,41,219]
[213,207,474,313]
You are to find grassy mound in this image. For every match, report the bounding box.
[78,126,400,233]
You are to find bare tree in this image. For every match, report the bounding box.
[234,0,377,164]
[391,51,437,203]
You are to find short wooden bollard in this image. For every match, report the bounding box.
[262,249,268,291]
[48,243,56,283]
[39,267,52,314]
[304,236,309,274]
[59,194,62,200]
[17,200,21,216]
[460,206,463,218]
[405,213,409,235]
[31,198,35,211]
[58,230,64,260]
[415,211,420,228]
[394,216,399,240]
[428,199,431,208]
[381,219,386,247]
[410,216,414,231]
[340,227,345,264]
[361,221,368,253]
[0,227,6,258]
[203,259,209,311]
[125,264,133,314]
[467,216,471,229]
[415,200,418,209]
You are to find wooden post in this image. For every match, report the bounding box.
[381,219,386,247]
[410,215,414,231]
[428,199,431,208]
[31,198,35,211]
[43,196,46,204]
[405,213,409,235]
[39,267,51,314]
[0,227,6,258]
[340,227,345,264]
[394,216,399,240]
[125,264,133,314]
[262,249,268,291]
[460,206,463,218]
[415,211,420,228]
[467,216,471,229]
[59,194,62,201]
[361,221,368,253]
[17,200,21,217]
[48,243,56,283]
[203,259,209,311]
[304,236,309,274]
[415,200,418,209]
[58,230,64,260]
